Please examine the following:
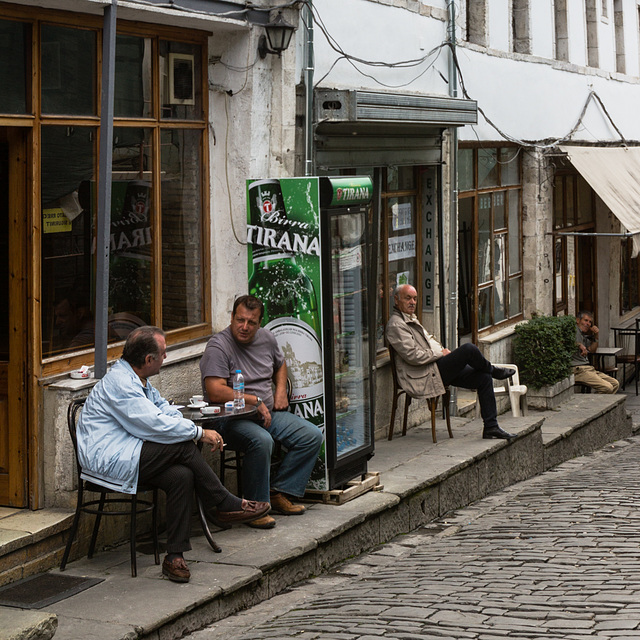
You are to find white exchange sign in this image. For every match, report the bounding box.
[388,234,416,261]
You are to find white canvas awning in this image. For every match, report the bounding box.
[559,145,640,257]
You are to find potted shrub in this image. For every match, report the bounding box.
[513,314,576,409]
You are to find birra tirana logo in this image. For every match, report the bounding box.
[247,210,320,257]
[336,186,370,202]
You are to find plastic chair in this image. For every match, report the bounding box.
[388,345,451,443]
[60,398,160,577]
[483,363,528,417]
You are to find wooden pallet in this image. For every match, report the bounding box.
[302,472,382,506]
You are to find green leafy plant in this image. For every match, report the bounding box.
[513,315,576,390]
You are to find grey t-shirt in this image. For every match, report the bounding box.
[571,325,596,367]
[199,326,285,410]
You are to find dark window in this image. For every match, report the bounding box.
[0,20,29,115]
[41,24,96,116]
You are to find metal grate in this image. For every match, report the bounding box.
[0,573,103,609]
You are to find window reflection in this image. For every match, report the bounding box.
[478,195,491,284]
[160,40,202,120]
[41,24,95,116]
[41,126,95,356]
[493,235,506,323]
[115,35,152,118]
[478,148,498,188]
[109,128,153,329]
[161,129,204,329]
[478,288,490,329]
[0,19,28,115]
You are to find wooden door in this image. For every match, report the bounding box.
[0,129,27,507]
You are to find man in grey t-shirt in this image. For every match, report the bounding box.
[200,295,323,529]
[572,310,619,394]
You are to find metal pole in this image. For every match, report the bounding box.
[304,0,314,176]
[447,1,459,415]
[94,0,117,379]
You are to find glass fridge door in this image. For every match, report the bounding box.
[329,208,371,463]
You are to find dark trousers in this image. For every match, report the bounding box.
[138,441,239,554]
[436,343,498,429]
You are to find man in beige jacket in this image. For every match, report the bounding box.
[386,284,516,440]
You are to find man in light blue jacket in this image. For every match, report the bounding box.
[77,326,270,583]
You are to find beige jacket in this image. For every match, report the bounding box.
[385,308,445,399]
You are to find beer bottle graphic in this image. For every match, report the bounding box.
[247,179,320,334]
[247,179,326,487]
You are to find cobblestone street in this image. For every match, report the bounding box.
[192,435,640,639]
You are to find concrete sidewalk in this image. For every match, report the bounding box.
[2,392,636,640]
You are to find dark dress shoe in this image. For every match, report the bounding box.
[491,366,516,380]
[483,426,516,440]
[162,556,190,583]
[217,499,271,524]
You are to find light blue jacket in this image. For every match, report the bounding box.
[77,359,203,494]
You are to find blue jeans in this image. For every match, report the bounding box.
[215,411,323,503]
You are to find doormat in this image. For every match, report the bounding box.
[0,573,103,609]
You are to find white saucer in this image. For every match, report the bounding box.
[187,402,206,409]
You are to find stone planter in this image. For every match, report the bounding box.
[526,374,575,410]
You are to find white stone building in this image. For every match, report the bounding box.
[4,0,640,517]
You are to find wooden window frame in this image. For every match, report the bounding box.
[0,7,213,376]
[458,145,524,341]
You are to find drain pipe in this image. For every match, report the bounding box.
[447,0,459,415]
[304,0,314,176]
[95,0,117,379]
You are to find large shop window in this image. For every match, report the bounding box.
[458,147,523,337]
[39,24,207,360]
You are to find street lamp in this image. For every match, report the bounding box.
[258,12,296,58]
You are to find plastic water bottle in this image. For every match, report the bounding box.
[233,369,245,411]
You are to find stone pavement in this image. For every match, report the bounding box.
[1,390,637,640]
[191,424,640,640]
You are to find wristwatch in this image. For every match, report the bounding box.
[255,396,263,407]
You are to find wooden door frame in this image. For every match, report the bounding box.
[5,127,29,507]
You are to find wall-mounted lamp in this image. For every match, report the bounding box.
[258,12,296,58]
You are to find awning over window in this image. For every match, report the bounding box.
[559,145,640,257]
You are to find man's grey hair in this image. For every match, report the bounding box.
[577,310,594,321]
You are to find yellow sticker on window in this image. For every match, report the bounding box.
[43,208,72,234]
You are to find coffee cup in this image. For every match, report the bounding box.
[190,395,204,406]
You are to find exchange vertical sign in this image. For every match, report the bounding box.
[422,168,436,311]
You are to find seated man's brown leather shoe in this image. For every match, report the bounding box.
[246,514,277,529]
[162,556,190,583]
[270,492,306,515]
[217,499,270,524]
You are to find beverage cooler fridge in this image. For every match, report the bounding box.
[246,176,375,490]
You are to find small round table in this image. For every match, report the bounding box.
[179,403,257,552]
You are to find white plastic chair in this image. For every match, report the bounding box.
[476,363,528,418]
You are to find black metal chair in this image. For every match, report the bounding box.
[60,398,160,577]
[614,320,640,395]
